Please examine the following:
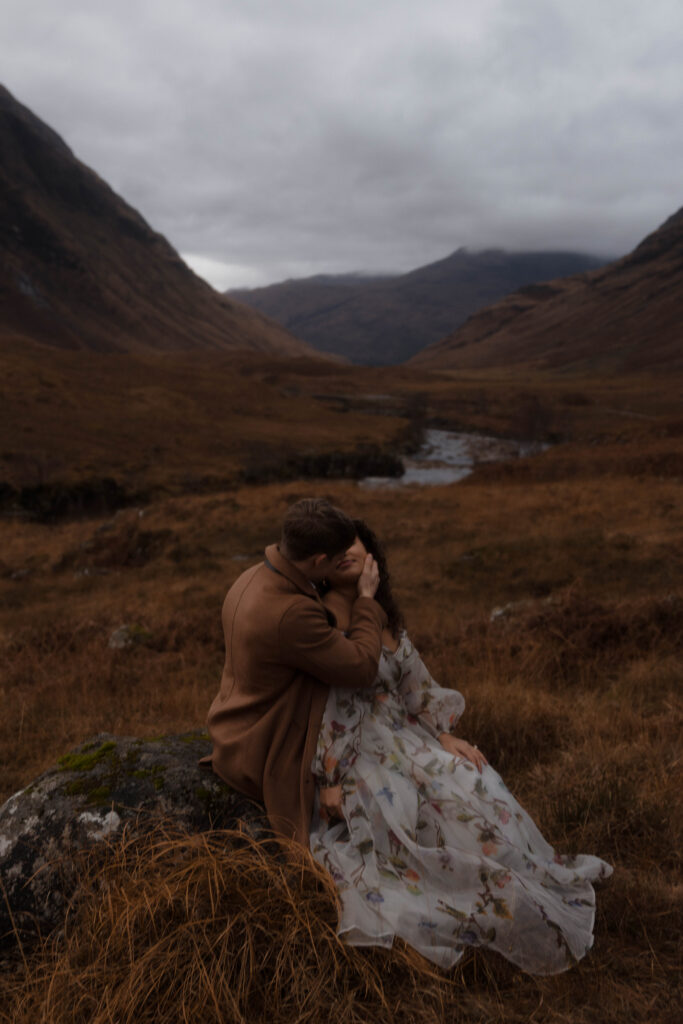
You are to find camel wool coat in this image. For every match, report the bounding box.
[202,544,387,845]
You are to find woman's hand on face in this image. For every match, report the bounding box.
[438,733,488,773]
[319,784,343,821]
[357,554,380,599]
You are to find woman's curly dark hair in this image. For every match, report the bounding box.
[351,518,405,639]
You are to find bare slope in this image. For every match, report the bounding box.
[229,249,606,365]
[0,84,311,356]
[412,208,683,373]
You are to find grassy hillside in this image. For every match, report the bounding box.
[413,208,683,374]
[0,85,312,357]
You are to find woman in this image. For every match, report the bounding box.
[309,519,612,975]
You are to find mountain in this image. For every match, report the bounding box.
[411,208,683,373]
[228,249,607,365]
[0,84,312,356]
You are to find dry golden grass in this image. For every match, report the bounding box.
[0,344,407,492]
[3,338,681,493]
[2,827,464,1024]
[1,374,682,1021]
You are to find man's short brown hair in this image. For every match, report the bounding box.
[281,498,356,561]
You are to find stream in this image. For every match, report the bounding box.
[361,429,548,487]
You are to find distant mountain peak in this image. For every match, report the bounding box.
[228,248,607,365]
[411,205,683,374]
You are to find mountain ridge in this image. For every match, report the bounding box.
[0,84,313,357]
[411,206,683,373]
[228,248,608,365]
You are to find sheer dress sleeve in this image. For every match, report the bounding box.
[396,634,465,739]
[311,687,365,787]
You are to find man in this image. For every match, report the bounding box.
[202,498,387,845]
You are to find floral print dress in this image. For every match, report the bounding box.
[309,632,612,974]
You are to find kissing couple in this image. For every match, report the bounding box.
[202,498,611,973]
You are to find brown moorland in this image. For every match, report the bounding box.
[3,336,682,498]
[0,339,409,497]
[2,63,681,1024]
[1,370,681,1023]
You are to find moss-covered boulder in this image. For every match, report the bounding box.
[0,732,268,951]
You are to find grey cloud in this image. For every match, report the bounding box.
[3,0,683,287]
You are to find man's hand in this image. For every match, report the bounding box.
[357,554,380,599]
[319,784,343,821]
[438,733,488,773]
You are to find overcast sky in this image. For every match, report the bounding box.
[3,0,683,289]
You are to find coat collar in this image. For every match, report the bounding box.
[264,544,321,599]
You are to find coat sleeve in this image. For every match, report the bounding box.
[278,596,387,689]
[396,637,465,739]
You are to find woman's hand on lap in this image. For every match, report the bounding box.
[438,733,488,773]
[320,784,343,821]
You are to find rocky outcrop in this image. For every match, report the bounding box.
[0,733,268,951]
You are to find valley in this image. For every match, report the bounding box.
[1,78,681,1024]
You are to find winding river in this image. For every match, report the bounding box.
[361,429,548,488]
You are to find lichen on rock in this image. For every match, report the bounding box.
[0,732,269,951]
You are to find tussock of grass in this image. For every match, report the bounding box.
[450,590,683,692]
[457,683,569,776]
[2,827,459,1024]
[608,653,683,711]
[517,592,683,675]
[57,519,177,570]
[525,739,681,864]
[2,824,679,1024]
